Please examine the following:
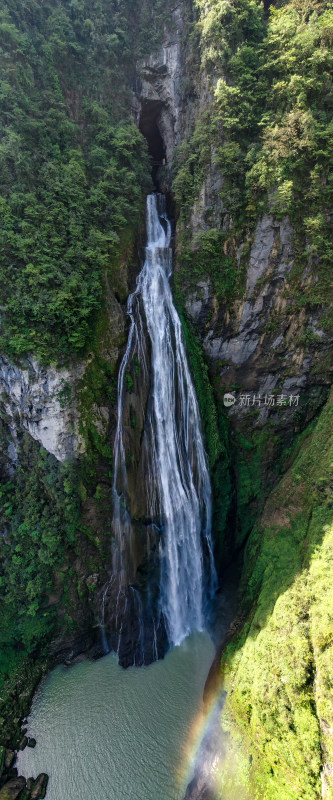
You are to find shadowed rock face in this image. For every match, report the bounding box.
[139,98,166,187]
[104,568,167,668]
[185,211,331,436]
[184,784,217,800]
[101,272,167,667]
[133,2,184,169]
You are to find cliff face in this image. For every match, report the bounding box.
[186,210,328,413]
[133,2,184,164]
[0,355,84,465]
[0,0,184,697]
[134,0,332,558]
[172,0,332,534]
[0,0,332,792]
[171,1,333,797]
[0,0,176,723]
[217,393,333,800]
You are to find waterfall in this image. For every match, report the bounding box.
[110,193,216,653]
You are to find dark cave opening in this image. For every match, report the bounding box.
[139,99,166,189]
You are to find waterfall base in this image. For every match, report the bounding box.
[102,575,167,668]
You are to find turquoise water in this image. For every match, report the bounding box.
[18,631,215,800]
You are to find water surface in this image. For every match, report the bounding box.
[18,631,215,800]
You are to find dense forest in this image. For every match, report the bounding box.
[0,0,169,361]
[0,0,332,797]
[0,0,166,744]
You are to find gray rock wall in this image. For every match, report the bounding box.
[134,3,184,164]
[0,355,85,465]
[184,209,331,432]
[172,46,332,439]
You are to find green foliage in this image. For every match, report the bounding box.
[0,0,173,362]
[79,356,116,458]
[0,436,80,686]
[175,229,243,305]
[173,0,265,299]
[234,427,282,550]
[219,394,333,799]
[173,0,333,324]
[245,2,333,320]
[125,373,134,393]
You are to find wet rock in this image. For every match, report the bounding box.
[4,752,15,771]
[30,773,48,799]
[19,790,32,800]
[184,780,216,800]
[18,738,27,751]
[27,739,36,749]
[0,777,26,799]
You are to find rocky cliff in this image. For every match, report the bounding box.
[0,355,84,466]
[0,0,332,796]
[170,0,333,797]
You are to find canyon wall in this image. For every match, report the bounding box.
[0,2,332,797]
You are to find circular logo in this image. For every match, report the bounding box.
[223,393,236,408]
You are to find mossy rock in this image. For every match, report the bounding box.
[0,778,26,800]
[30,773,48,800]
[219,392,333,799]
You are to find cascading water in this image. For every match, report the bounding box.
[104,193,216,658]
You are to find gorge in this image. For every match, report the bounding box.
[0,0,332,798]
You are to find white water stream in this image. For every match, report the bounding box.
[111,193,216,648]
[17,195,222,798]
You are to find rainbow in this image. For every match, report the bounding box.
[176,686,226,797]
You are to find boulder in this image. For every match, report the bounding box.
[0,776,26,799]
[4,753,15,771]
[30,774,48,799]
[27,740,36,749]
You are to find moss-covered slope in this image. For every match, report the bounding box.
[218,392,333,799]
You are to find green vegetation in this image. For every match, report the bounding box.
[178,307,233,558]
[0,0,172,363]
[173,0,333,328]
[233,427,282,551]
[218,392,333,799]
[0,2,332,792]
[0,0,170,739]
[0,434,81,738]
